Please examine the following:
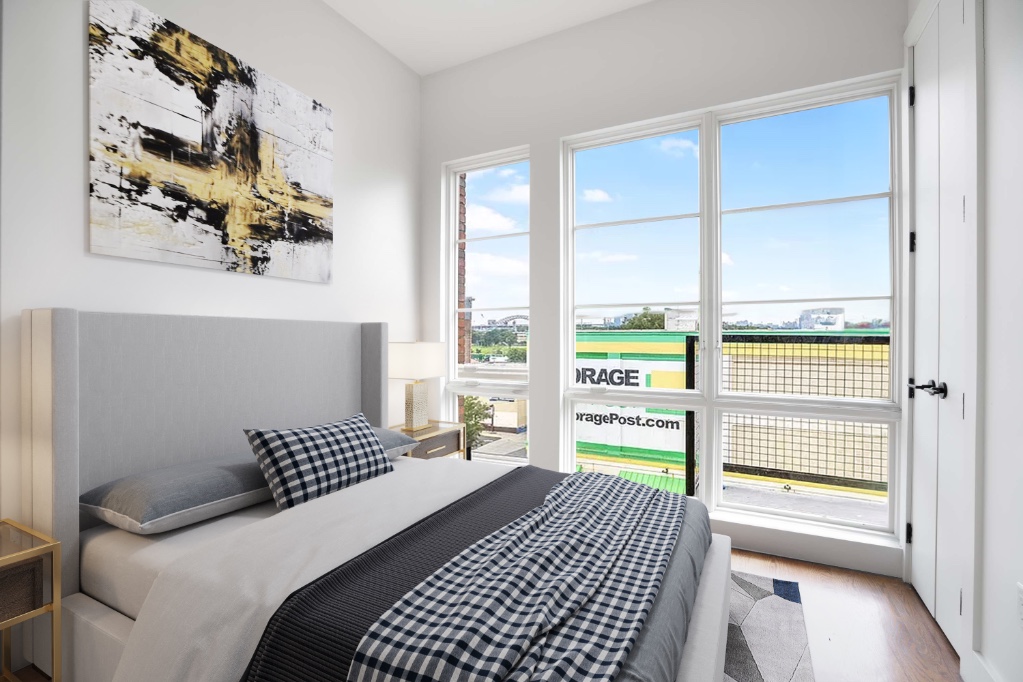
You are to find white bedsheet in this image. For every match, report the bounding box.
[80,501,278,620]
[112,457,510,682]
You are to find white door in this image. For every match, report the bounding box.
[910,0,968,654]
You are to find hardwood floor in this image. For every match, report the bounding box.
[732,549,962,682]
[11,666,48,682]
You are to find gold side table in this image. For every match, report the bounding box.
[0,520,60,682]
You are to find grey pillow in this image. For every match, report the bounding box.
[79,457,273,535]
[373,427,419,460]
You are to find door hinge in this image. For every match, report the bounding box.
[909,86,916,107]
[908,377,915,399]
[910,231,917,253]
[906,522,913,543]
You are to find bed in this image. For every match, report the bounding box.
[20,308,730,682]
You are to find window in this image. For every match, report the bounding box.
[447,151,530,465]
[455,160,529,383]
[569,129,703,495]
[716,95,894,525]
[566,82,899,530]
[719,96,893,402]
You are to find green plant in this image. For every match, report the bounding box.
[621,307,665,330]
[475,328,517,346]
[462,395,494,449]
[506,347,527,363]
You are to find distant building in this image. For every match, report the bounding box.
[665,308,699,332]
[799,308,845,330]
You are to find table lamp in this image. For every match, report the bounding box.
[389,342,446,432]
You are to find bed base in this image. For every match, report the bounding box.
[678,533,731,681]
[61,594,131,682]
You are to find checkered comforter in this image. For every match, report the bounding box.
[348,472,687,682]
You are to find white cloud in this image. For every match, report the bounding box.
[464,250,529,309]
[582,189,613,203]
[578,250,639,263]
[466,204,517,233]
[465,251,529,278]
[779,285,792,292]
[722,251,734,266]
[660,138,699,159]
[466,168,494,182]
[484,183,530,203]
[498,169,518,178]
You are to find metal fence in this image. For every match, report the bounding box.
[719,332,890,492]
[721,413,889,492]
[722,332,890,400]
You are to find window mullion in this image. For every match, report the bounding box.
[710,393,901,423]
[720,191,892,216]
[574,212,701,231]
[701,111,722,511]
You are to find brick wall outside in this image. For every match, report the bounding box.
[457,173,471,366]
[457,173,468,422]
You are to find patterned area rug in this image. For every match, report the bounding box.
[726,571,814,682]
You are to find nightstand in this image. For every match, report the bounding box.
[391,421,470,461]
[0,520,60,682]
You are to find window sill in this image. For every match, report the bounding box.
[709,506,904,577]
[446,380,528,396]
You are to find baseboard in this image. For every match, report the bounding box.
[960,651,1003,682]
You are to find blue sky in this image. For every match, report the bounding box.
[463,95,892,327]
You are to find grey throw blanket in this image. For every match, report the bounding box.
[348,472,687,682]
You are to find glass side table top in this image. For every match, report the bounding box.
[0,520,55,560]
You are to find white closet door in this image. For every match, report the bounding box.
[934,0,970,652]
[910,0,970,655]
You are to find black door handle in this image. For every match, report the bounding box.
[908,379,948,398]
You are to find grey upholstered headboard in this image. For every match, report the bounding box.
[21,309,388,595]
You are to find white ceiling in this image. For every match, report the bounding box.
[321,0,660,75]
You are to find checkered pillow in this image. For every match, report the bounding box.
[245,413,393,510]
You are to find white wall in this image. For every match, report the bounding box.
[908,0,925,24]
[979,0,1023,678]
[420,0,907,474]
[0,0,422,520]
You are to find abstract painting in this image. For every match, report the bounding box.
[89,0,334,282]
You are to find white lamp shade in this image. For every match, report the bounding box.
[388,342,447,380]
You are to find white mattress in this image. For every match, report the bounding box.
[80,500,279,620]
[79,456,427,621]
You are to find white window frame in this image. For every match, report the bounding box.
[562,73,904,535]
[441,147,531,418]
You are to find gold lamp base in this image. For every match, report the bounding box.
[402,381,430,432]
